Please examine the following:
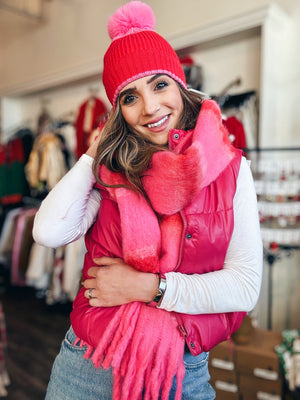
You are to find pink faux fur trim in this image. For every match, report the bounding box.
[143,99,235,215]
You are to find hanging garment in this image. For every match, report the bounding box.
[0,137,28,205]
[11,208,37,286]
[63,237,86,301]
[58,123,77,168]
[223,115,247,150]
[25,132,68,195]
[46,246,66,305]
[26,242,54,291]
[75,97,107,158]
[220,91,258,149]
[0,207,24,266]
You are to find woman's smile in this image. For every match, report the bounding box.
[146,114,169,129]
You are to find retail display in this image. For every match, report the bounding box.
[251,150,300,246]
[248,150,300,330]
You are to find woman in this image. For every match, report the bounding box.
[33,2,262,399]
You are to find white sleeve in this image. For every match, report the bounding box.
[159,157,263,314]
[33,154,101,248]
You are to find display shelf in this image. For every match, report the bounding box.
[249,149,300,330]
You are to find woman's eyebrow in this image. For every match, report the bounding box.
[119,87,136,101]
[146,73,165,84]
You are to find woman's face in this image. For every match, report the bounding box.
[119,74,184,145]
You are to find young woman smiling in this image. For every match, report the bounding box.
[33,2,262,399]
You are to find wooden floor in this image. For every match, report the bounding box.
[0,283,71,400]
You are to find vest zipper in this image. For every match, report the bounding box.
[177,324,188,337]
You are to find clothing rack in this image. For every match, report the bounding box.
[213,77,243,108]
[56,110,76,123]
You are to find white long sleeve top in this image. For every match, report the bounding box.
[33,154,263,315]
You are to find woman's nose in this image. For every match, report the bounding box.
[142,94,159,115]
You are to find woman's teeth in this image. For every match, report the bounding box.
[147,115,168,128]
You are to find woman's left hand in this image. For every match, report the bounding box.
[83,256,159,307]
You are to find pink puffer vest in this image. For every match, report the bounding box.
[71,148,245,355]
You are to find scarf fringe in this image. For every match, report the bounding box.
[85,302,185,400]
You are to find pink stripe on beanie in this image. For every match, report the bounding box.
[102,1,187,106]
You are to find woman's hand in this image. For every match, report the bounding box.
[83,256,159,307]
[85,130,102,158]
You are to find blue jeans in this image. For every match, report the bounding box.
[45,326,215,400]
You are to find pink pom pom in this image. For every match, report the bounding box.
[108,1,155,40]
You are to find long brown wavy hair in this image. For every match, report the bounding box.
[92,84,206,193]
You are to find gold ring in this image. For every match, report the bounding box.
[88,288,95,299]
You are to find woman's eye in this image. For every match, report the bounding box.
[123,94,136,105]
[155,80,168,90]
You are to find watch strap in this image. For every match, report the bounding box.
[147,275,167,307]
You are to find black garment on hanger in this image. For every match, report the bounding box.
[212,90,256,109]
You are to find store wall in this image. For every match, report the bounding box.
[0,0,300,146]
[1,33,261,141]
[0,0,299,145]
[0,0,298,93]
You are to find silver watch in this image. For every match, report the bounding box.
[151,275,167,304]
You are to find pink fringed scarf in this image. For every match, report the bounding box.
[86,100,235,399]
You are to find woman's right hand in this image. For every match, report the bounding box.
[86,111,111,158]
[83,257,159,307]
[85,130,102,158]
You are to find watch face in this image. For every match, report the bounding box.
[152,277,166,303]
[153,289,162,303]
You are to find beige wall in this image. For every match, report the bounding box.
[0,0,298,94]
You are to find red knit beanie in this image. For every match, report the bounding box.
[103,1,187,107]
